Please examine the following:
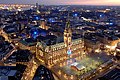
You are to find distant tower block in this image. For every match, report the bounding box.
[36,3,39,7]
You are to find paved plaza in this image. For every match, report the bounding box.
[57,52,112,77]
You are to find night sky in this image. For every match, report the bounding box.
[0,0,120,5]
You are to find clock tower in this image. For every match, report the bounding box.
[64,20,72,49]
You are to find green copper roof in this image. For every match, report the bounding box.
[65,20,70,28]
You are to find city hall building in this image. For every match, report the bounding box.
[36,21,85,67]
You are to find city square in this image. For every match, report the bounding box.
[53,51,113,80]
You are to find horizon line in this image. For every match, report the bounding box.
[0,3,120,7]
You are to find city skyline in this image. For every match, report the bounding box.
[0,0,120,6]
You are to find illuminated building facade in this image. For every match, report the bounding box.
[39,20,49,30]
[36,20,85,67]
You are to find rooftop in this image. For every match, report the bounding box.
[98,68,120,80]
[0,64,26,80]
[0,41,13,60]
[5,49,33,63]
[19,38,37,46]
[33,65,54,80]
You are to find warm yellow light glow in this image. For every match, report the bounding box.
[106,45,117,50]
[58,70,61,75]
[71,75,74,79]
[116,49,120,52]
[60,63,62,67]
[64,74,67,78]
[15,43,18,46]
[95,49,101,53]
[37,10,40,13]
[114,52,117,56]
[106,45,110,48]
[17,9,22,11]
